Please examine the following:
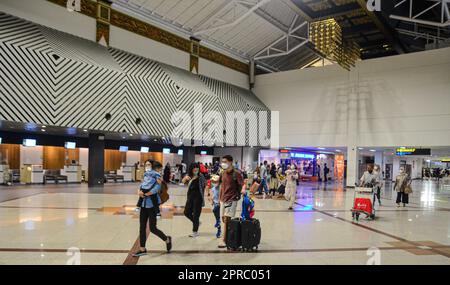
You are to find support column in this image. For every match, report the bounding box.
[346,146,358,187]
[374,151,383,167]
[249,59,255,90]
[182,146,196,167]
[88,133,105,187]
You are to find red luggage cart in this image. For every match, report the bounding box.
[351,187,376,221]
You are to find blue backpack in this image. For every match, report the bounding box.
[241,192,255,220]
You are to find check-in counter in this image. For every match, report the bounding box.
[0,164,9,184]
[20,164,44,184]
[117,165,135,182]
[61,165,82,183]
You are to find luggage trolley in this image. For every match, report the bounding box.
[351,185,376,221]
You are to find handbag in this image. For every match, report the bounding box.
[404,185,413,194]
[159,181,170,204]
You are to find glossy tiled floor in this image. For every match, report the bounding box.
[0,180,449,265]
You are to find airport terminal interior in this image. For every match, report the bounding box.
[0,0,450,265]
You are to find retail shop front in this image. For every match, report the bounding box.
[258,149,346,183]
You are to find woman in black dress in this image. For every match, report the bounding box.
[182,163,206,238]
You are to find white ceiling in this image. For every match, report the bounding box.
[110,0,318,72]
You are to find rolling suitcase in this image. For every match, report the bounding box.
[241,218,261,252]
[226,218,242,251]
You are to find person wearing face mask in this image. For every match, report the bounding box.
[359,164,377,187]
[206,175,222,238]
[373,164,383,206]
[136,159,155,210]
[182,163,206,238]
[133,160,172,257]
[218,155,244,249]
[394,166,411,207]
[285,164,299,210]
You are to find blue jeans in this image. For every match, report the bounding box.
[259,178,269,194]
[213,203,221,228]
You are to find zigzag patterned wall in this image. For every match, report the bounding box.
[0,12,270,145]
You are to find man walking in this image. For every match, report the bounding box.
[218,155,244,249]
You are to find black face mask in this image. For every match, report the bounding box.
[368,170,373,174]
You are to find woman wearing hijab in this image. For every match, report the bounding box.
[394,166,412,207]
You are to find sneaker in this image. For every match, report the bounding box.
[189,232,199,238]
[157,213,162,219]
[166,236,172,252]
[214,221,220,228]
[396,203,401,207]
[134,207,140,212]
[288,207,293,210]
[132,249,147,257]
[218,242,226,248]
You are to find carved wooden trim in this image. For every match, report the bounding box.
[199,46,249,74]
[47,0,249,74]
[110,9,191,53]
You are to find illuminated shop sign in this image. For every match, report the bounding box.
[396,148,431,156]
[441,159,450,163]
[290,153,315,159]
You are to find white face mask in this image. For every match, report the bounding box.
[145,166,152,172]
[290,165,295,170]
[400,168,405,173]
[221,163,229,170]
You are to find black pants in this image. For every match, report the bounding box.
[184,195,202,232]
[139,207,167,248]
[396,192,409,204]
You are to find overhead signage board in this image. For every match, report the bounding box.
[396,148,431,156]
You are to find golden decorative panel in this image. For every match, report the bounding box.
[309,18,360,70]
[97,1,111,24]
